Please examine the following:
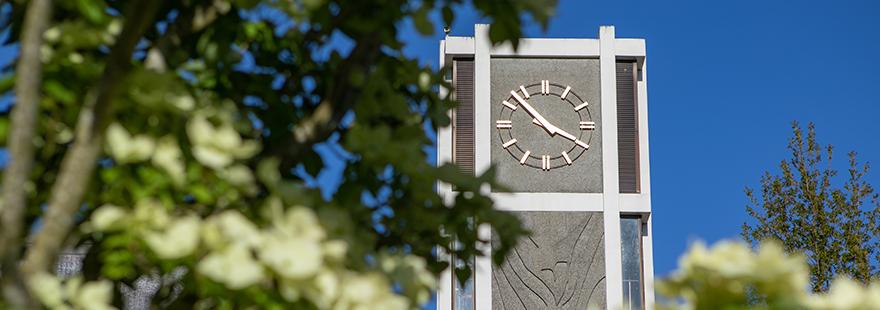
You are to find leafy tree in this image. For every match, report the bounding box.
[742,122,880,292]
[0,0,556,308]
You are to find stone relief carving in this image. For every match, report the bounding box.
[492,211,605,309]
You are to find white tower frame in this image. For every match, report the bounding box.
[436,25,653,310]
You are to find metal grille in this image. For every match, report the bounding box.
[617,61,640,193]
[453,59,475,178]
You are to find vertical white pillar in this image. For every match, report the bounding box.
[637,59,652,205]
[473,23,493,310]
[637,57,656,309]
[600,25,623,309]
[436,38,454,310]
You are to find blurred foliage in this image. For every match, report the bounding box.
[658,240,880,310]
[742,122,880,292]
[0,0,557,308]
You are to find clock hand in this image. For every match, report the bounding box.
[553,126,590,150]
[510,91,556,135]
[553,127,577,142]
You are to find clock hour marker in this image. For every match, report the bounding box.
[579,121,596,130]
[541,80,550,95]
[575,139,590,150]
[502,100,517,110]
[560,86,571,100]
[520,151,531,165]
[510,91,526,105]
[574,101,590,111]
[519,85,530,99]
[542,155,550,171]
[502,139,517,148]
[496,120,512,129]
[561,151,573,165]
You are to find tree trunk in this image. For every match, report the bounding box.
[0,0,53,306]
[20,0,161,278]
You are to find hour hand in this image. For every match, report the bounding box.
[553,127,577,142]
[510,91,555,135]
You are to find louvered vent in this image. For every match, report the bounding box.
[453,59,475,179]
[617,61,640,193]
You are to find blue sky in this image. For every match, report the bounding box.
[396,0,880,278]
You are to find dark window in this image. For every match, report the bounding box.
[452,59,475,179]
[616,61,640,193]
[621,216,644,309]
[452,250,475,309]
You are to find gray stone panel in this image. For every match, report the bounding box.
[492,211,605,309]
[490,58,602,193]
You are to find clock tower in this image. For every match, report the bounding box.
[437,25,654,310]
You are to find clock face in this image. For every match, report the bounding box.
[495,80,597,171]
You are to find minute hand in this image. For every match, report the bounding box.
[510,91,556,135]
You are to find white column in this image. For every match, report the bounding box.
[636,57,656,309]
[599,25,623,309]
[636,59,652,200]
[435,38,454,310]
[473,23,494,310]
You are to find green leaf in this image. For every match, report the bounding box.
[413,7,434,36]
[0,74,14,94]
[76,0,108,24]
[442,6,454,28]
[44,80,76,104]
[0,117,8,145]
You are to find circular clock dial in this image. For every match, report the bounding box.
[496,80,597,171]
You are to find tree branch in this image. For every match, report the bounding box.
[145,0,230,72]
[0,0,53,306]
[20,0,161,277]
[276,35,382,170]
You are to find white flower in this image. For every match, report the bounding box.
[258,235,323,280]
[68,53,83,64]
[133,199,169,229]
[221,164,257,194]
[71,280,115,310]
[371,294,410,310]
[341,273,384,303]
[106,20,122,36]
[274,207,325,241]
[171,95,195,111]
[336,272,408,310]
[63,277,82,303]
[192,145,232,170]
[106,123,155,164]
[90,205,127,232]
[418,72,431,91]
[152,137,186,186]
[43,27,61,42]
[322,240,348,262]
[187,114,259,170]
[202,210,262,249]
[865,284,880,309]
[143,215,201,259]
[197,244,265,289]
[28,274,117,310]
[305,269,340,308]
[804,277,880,310]
[382,254,436,304]
[279,278,302,302]
[28,272,65,310]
